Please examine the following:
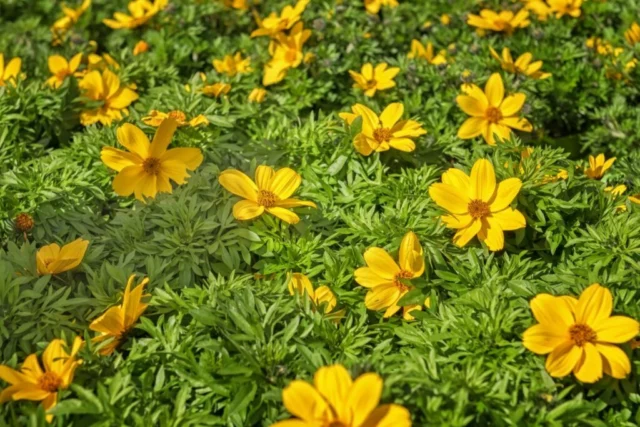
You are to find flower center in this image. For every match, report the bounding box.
[468,200,490,219]
[569,324,596,347]
[393,270,414,291]
[142,157,162,175]
[485,106,503,123]
[285,49,298,63]
[373,127,393,143]
[494,19,512,32]
[257,189,278,207]
[365,79,377,89]
[168,110,187,123]
[38,372,62,393]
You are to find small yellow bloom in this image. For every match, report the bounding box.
[542,169,569,183]
[604,185,627,196]
[585,154,615,179]
[288,273,340,315]
[547,0,582,18]
[133,40,150,55]
[79,70,138,126]
[422,20,433,29]
[248,87,267,103]
[213,53,252,77]
[142,110,209,127]
[354,231,427,320]
[629,194,640,205]
[202,82,231,97]
[218,166,316,224]
[263,23,311,86]
[429,159,526,251]
[586,37,622,57]
[523,0,552,21]
[86,52,121,72]
[89,275,150,355]
[46,53,82,88]
[364,0,399,14]
[251,0,310,38]
[456,73,532,145]
[408,40,447,65]
[101,119,203,201]
[222,0,249,10]
[271,364,411,427]
[440,13,451,25]
[103,0,167,29]
[467,9,530,34]
[51,0,91,44]
[0,337,83,423]
[625,22,640,45]
[339,103,426,156]
[0,53,22,87]
[349,62,400,97]
[523,284,639,383]
[36,238,89,276]
[490,47,551,79]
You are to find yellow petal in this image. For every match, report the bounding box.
[363,248,400,279]
[594,316,639,343]
[398,231,424,276]
[112,165,146,197]
[489,208,525,231]
[0,365,32,385]
[470,159,496,202]
[346,373,383,426]
[388,138,416,152]
[484,73,504,107]
[478,218,504,251]
[429,183,469,214]
[379,103,404,128]
[101,147,142,172]
[499,93,526,117]
[275,199,316,209]
[48,55,68,75]
[596,343,631,379]
[489,178,522,212]
[255,165,275,189]
[530,294,575,327]
[545,341,582,378]
[313,365,353,420]
[442,169,471,195]
[161,148,203,171]
[122,275,149,328]
[452,218,481,247]
[522,324,566,355]
[365,283,401,311]
[89,305,124,338]
[266,207,300,224]
[574,284,612,326]
[573,342,602,383]
[360,404,412,427]
[269,168,301,199]
[354,267,393,288]
[457,95,486,117]
[457,117,486,139]
[108,87,139,109]
[281,380,328,422]
[218,169,258,202]
[116,124,150,158]
[233,200,265,221]
[149,118,178,157]
[288,273,314,296]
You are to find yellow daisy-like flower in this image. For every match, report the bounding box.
[523,0,552,21]
[584,154,615,179]
[429,159,526,251]
[0,53,22,87]
[456,73,532,145]
[407,40,447,65]
[288,273,343,318]
[218,165,317,224]
[36,238,89,276]
[202,82,231,97]
[251,0,310,38]
[263,23,311,86]
[604,185,627,197]
[248,87,267,103]
[101,119,204,201]
[78,69,139,126]
[87,52,120,72]
[89,275,150,355]
[489,47,551,79]
[213,53,252,77]
[625,22,640,45]
[467,9,530,34]
[354,231,427,320]
[103,0,167,29]
[349,63,400,97]
[222,0,249,10]
[270,364,411,427]
[523,284,639,383]
[0,337,83,423]
[142,110,208,127]
[133,40,149,55]
[364,0,399,15]
[339,103,426,156]
[51,0,91,44]
[46,53,83,89]
[547,0,582,18]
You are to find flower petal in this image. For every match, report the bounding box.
[116,123,150,158]
[530,294,575,327]
[255,165,275,189]
[233,200,265,221]
[354,267,393,289]
[457,117,486,139]
[489,208,525,231]
[429,183,469,214]
[161,148,203,171]
[500,93,526,117]
[596,343,631,379]
[489,178,522,212]
[365,284,401,311]
[575,284,613,326]
[363,248,400,279]
[452,219,482,247]
[457,95,486,117]
[485,73,504,107]
[281,380,328,422]
[594,316,639,343]
[269,168,301,199]
[470,159,496,202]
[219,169,258,202]
[523,324,567,355]
[101,147,142,172]
[360,404,412,427]
[573,342,603,383]
[346,373,383,427]
[398,231,424,276]
[112,165,146,197]
[545,341,582,378]
[314,365,353,421]
[266,207,300,224]
[379,103,404,128]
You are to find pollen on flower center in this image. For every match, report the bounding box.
[257,189,279,207]
[142,157,162,175]
[393,270,414,291]
[468,200,491,218]
[569,324,597,346]
[38,371,62,393]
[373,127,393,143]
[485,106,503,123]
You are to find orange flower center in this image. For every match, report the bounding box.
[373,127,393,143]
[38,372,62,393]
[569,324,596,346]
[15,212,34,232]
[494,19,513,32]
[365,79,377,89]
[142,157,162,175]
[485,106,503,123]
[168,110,187,123]
[468,200,490,219]
[285,49,298,63]
[257,189,278,207]
[393,270,414,291]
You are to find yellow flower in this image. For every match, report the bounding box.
[523,0,552,21]
[79,69,138,126]
[467,9,530,34]
[288,273,341,316]
[263,23,311,86]
[625,22,640,45]
[364,0,399,14]
[542,169,569,183]
[103,0,167,29]
[213,53,252,77]
[547,0,582,18]
[218,165,316,224]
[440,13,451,25]
[36,238,89,276]
[0,337,83,423]
[251,0,310,38]
[51,0,91,44]
[133,40,150,55]
[429,159,526,251]
[523,284,639,383]
[584,154,615,179]
[407,40,447,65]
[222,0,249,10]
[142,110,208,127]
[586,37,622,57]
[456,73,532,145]
[101,119,203,201]
[202,82,231,97]
[339,103,426,156]
[349,62,400,97]
[0,54,22,87]
[248,87,267,103]
[89,275,150,355]
[46,53,82,88]
[489,47,551,79]
[86,52,121,73]
[604,185,627,196]
[271,364,411,427]
[354,231,427,320]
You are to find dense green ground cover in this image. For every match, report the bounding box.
[2,0,640,425]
